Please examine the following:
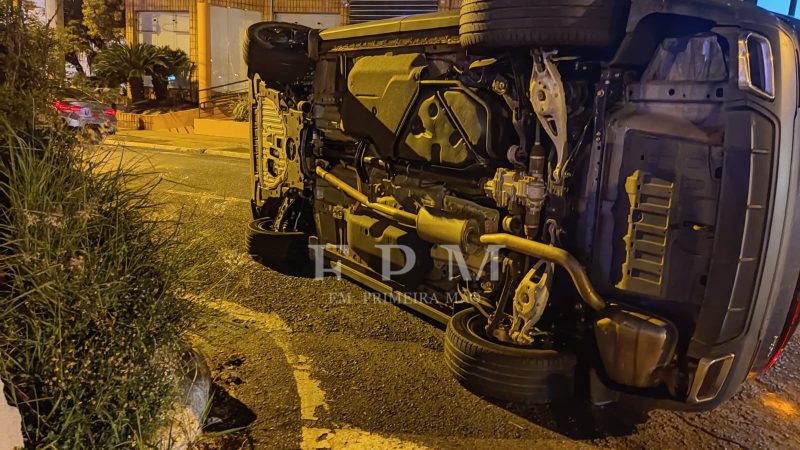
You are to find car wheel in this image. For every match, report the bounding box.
[243,22,316,83]
[459,0,630,48]
[247,217,308,267]
[82,126,103,144]
[444,308,576,403]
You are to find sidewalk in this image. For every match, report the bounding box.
[104,130,250,160]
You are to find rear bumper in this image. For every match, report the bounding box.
[591,2,800,411]
[62,116,116,131]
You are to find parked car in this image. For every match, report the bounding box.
[55,88,118,138]
[243,0,800,411]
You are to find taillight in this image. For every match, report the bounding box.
[54,101,81,113]
[104,108,116,116]
[764,280,800,370]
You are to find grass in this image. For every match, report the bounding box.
[0,127,195,448]
[231,95,250,123]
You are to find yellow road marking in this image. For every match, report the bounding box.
[185,295,327,421]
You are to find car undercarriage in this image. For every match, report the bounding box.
[244,0,800,411]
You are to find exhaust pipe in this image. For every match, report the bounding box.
[315,165,606,310]
[479,233,605,311]
[315,166,417,226]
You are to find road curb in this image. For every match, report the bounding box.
[203,148,250,159]
[104,138,250,160]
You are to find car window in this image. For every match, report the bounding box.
[758,0,794,16]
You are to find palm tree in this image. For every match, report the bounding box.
[151,47,193,102]
[93,43,165,103]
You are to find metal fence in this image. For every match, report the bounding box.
[198,80,249,119]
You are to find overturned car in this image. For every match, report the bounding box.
[244,0,800,410]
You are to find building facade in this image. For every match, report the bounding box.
[125,0,462,97]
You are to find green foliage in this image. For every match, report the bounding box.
[231,95,250,122]
[1,7,195,448]
[61,0,124,74]
[0,4,67,130]
[95,43,194,104]
[152,46,194,102]
[93,43,166,102]
[155,46,193,80]
[93,42,165,83]
[81,0,124,43]
[0,127,193,448]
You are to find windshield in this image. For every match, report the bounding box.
[758,0,798,17]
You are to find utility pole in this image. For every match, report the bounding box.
[197,0,212,105]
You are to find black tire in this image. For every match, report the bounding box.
[444,308,576,403]
[243,22,315,83]
[459,0,630,48]
[247,218,308,266]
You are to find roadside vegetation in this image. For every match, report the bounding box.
[231,95,250,122]
[93,42,194,107]
[0,128,193,448]
[1,5,197,448]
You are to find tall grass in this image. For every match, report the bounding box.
[0,127,192,448]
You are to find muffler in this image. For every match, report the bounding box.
[315,165,607,311]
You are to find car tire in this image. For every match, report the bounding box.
[243,22,315,83]
[247,217,309,267]
[459,0,630,48]
[444,308,576,403]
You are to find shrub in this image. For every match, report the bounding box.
[152,47,193,103]
[0,128,192,448]
[231,95,250,122]
[0,5,66,131]
[93,43,166,103]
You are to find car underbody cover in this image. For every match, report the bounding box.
[341,52,509,167]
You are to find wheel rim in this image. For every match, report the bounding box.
[462,309,558,352]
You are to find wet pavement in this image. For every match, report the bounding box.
[108,146,800,449]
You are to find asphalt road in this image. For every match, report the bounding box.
[109,146,800,450]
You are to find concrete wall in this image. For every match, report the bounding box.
[117,108,200,131]
[124,0,461,96]
[125,0,462,68]
[125,0,273,88]
[194,118,249,138]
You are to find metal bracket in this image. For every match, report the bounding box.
[583,69,624,263]
[530,49,568,182]
[509,260,554,344]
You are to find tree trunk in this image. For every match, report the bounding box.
[66,52,85,75]
[152,77,169,102]
[127,77,145,103]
